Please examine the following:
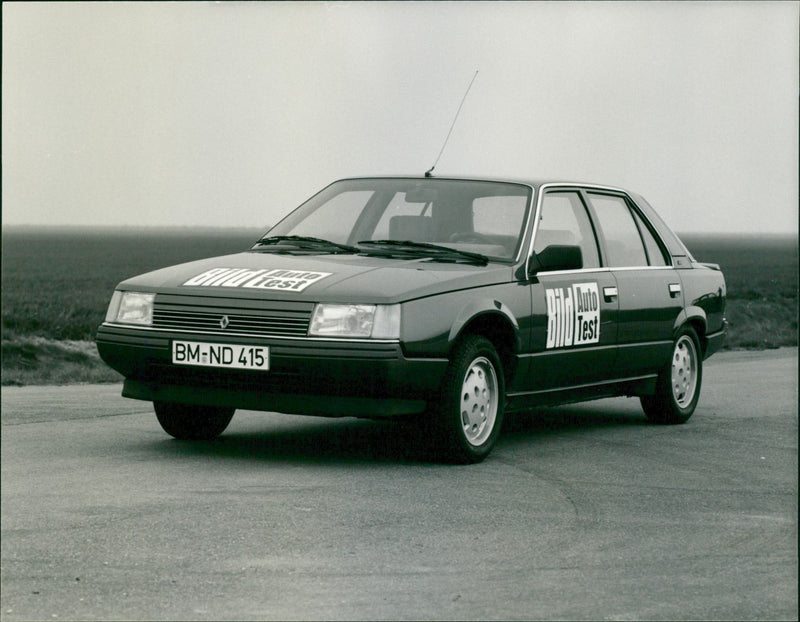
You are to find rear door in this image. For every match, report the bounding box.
[525,189,619,390]
[584,191,683,377]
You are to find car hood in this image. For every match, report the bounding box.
[117,252,517,304]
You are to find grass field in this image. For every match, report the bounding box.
[681,233,798,350]
[2,227,797,385]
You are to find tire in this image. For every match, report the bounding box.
[431,335,505,464]
[640,326,702,424]
[154,401,235,440]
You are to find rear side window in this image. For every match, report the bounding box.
[586,193,648,267]
[535,191,600,269]
[631,208,668,266]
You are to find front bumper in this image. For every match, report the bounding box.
[96,323,447,418]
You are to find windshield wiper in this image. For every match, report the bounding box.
[252,235,360,254]
[357,240,489,265]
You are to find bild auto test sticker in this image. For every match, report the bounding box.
[545,282,600,349]
[182,268,332,292]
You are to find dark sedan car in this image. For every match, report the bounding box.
[97,176,726,463]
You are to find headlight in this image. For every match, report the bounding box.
[309,304,400,339]
[108,291,155,326]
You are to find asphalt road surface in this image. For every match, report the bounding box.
[2,349,797,621]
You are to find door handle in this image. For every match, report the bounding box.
[603,286,618,302]
[669,283,682,298]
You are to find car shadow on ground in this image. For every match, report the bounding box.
[140,399,650,466]
[503,402,649,436]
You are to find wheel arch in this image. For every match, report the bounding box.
[448,304,519,385]
[673,306,708,354]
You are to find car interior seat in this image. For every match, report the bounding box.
[389,215,434,242]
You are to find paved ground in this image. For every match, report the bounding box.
[1,349,797,620]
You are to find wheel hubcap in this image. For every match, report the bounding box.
[460,357,498,446]
[671,335,698,408]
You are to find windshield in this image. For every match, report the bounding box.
[263,178,532,262]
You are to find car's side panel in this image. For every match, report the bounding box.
[521,269,619,391]
[676,263,727,356]
[613,268,684,376]
[399,282,533,394]
[447,298,521,348]
[400,283,531,359]
[679,264,726,333]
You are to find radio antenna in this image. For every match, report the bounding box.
[425,70,478,178]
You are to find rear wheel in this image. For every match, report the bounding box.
[432,335,505,463]
[641,326,702,424]
[154,402,235,440]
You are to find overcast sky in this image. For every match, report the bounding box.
[3,1,798,233]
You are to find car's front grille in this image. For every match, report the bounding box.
[152,295,313,338]
[152,309,310,337]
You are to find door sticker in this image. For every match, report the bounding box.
[182,268,331,292]
[545,282,600,349]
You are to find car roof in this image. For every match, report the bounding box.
[336,174,628,192]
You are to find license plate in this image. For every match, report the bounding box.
[172,340,269,371]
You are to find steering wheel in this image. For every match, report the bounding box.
[449,232,492,244]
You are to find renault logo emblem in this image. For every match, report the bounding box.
[219,315,230,330]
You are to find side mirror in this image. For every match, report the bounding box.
[529,244,583,275]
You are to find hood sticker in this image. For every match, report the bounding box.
[183,268,332,291]
[545,282,600,349]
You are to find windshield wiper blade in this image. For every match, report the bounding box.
[252,235,360,254]
[357,240,489,265]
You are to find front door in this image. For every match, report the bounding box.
[529,270,619,389]
[523,189,619,391]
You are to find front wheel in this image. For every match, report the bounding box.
[640,326,702,424]
[431,335,505,464]
[154,402,235,440]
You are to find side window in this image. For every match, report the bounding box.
[587,193,648,267]
[534,191,600,269]
[631,208,668,266]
